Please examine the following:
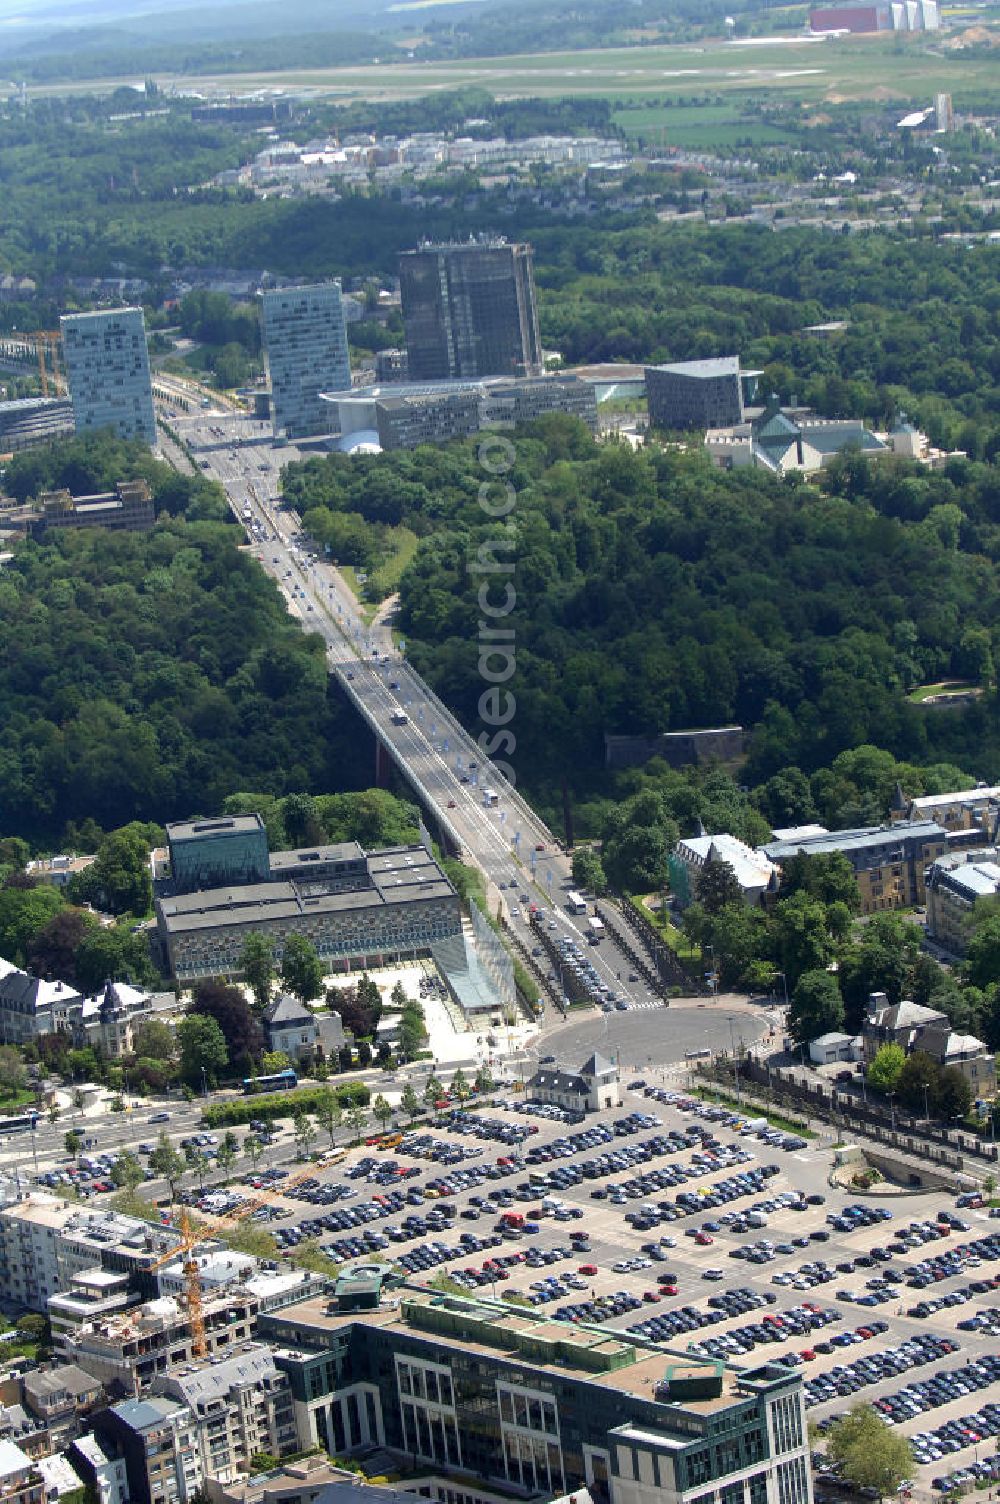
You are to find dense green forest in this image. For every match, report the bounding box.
[0,437,370,843]
[283,420,1000,828]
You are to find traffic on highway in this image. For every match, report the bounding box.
[172,408,659,1013]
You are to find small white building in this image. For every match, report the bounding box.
[525,1051,620,1116]
[808,1032,861,1067]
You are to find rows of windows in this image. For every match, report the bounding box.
[503,1430,563,1496]
[776,1456,809,1504]
[401,1400,462,1467]
[770,1394,803,1456]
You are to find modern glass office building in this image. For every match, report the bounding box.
[60,308,157,445]
[263,1289,813,1504]
[400,242,542,383]
[260,283,351,439]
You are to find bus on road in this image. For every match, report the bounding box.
[242,1069,298,1094]
[566,891,588,914]
[0,1113,38,1136]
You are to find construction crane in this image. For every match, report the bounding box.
[148,1207,208,1358]
[145,1155,329,1356]
[33,332,64,398]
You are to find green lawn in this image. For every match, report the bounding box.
[637,894,699,962]
[613,100,800,149]
[906,680,980,703]
[693,1085,817,1138]
[0,1089,38,1116]
[337,566,378,626]
[369,526,419,601]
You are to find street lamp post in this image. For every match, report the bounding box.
[727,1015,741,1103]
[705,944,717,997]
[200,1067,208,1099]
[923,1082,930,1123]
[889,1091,897,1132]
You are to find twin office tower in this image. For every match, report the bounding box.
[262,239,543,439]
[57,240,542,446]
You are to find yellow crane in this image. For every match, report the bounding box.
[33,332,65,397]
[147,1207,208,1358]
[147,1154,329,1357]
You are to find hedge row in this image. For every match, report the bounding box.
[201,1082,369,1127]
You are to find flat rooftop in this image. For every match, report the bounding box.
[265,1294,778,1415]
[763,820,946,860]
[158,877,455,935]
[646,356,742,379]
[269,842,365,870]
[166,815,265,842]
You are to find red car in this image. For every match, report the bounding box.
[578,1264,598,1276]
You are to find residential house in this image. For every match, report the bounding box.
[863,992,995,1098]
[21,1364,103,1448]
[525,1052,620,1116]
[261,997,342,1065]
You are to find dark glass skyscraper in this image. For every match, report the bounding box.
[400,241,542,382]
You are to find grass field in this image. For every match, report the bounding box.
[30,29,1000,111]
[613,99,798,148]
[906,679,980,702]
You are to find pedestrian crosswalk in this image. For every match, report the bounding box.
[624,999,665,1012]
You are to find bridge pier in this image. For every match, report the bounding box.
[374,738,393,788]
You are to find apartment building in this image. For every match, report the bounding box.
[261,1288,812,1504]
[60,308,157,445]
[260,284,351,440]
[90,1397,202,1504]
[157,1345,298,1484]
[761,821,949,914]
[0,1194,181,1312]
[0,1442,44,1504]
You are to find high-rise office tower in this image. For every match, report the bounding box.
[260,283,351,439]
[60,307,157,445]
[399,241,542,382]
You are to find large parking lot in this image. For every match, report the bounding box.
[193,1080,999,1502]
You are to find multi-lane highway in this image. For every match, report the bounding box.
[170,409,656,1010]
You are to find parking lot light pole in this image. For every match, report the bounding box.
[727,1016,741,1104]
